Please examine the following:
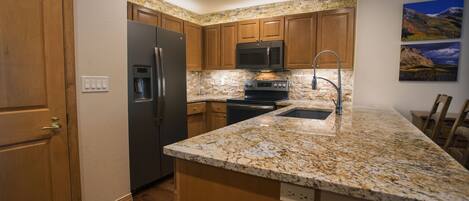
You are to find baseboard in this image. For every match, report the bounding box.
[115,193,133,201]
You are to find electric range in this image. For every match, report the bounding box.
[226,80,289,125]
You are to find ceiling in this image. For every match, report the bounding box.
[164,0,291,14]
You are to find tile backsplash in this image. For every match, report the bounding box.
[187,69,353,102]
[129,0,357,26]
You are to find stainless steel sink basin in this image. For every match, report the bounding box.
[277,108,332,120]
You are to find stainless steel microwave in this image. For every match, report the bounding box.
[236,40,284,71]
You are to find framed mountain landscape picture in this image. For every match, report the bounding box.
[400,42,460,81]
[402,0,464,41]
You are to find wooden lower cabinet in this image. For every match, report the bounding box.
[187,114,206,138]
[209,112,227,131]
[175,159,368,201]
[187,102,206,138]
[207,102,227,130]
[187,102,227,137]
[175,159,280,201]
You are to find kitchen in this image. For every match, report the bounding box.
[1,0,468,201]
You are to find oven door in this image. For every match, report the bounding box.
[227,103,275,125]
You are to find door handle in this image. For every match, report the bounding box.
[41,117,61,130]
[158,48,166,122]
[266,47,270,66]
[154,47,163,123]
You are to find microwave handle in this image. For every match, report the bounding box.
[266,47,270,66]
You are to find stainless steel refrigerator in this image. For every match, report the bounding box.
[127,21,187,192]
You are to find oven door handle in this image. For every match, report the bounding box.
[227,103,275,110]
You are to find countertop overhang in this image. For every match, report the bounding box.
[165,100,469,201]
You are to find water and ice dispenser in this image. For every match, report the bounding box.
[132,66,153,102]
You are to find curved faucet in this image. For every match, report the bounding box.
[312,50,343,115]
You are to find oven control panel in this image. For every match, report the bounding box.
[244,80,289,91]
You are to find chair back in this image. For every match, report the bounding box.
[422,94,452,140]
[444,100,469,149]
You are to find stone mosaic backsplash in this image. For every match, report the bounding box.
[129,0,357,26]
[199,0,357,25]
[187,69,353,102]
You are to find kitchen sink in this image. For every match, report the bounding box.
[277,108,332,120]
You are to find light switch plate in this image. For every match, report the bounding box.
[81,76,110,93]
[280,183,315,201]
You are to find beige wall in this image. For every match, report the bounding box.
[74,0,130,200]
[353,0,469,119]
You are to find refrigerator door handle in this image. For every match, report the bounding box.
[154,47,163,123]
[158,47,166,122]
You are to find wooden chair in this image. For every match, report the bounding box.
[444,100,469,167]
[421,94,452,144]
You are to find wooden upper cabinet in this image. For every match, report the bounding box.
[238,19,259,43]
[260,16,284,41]
[162,14,184,33]
[184,21,203,71]
[317,8,355,68]
[127,2,133,20]
[285,13,317,69]
[203,25,221,69]
[132,4,161,27]
[220,23,238,69]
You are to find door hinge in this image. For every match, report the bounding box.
[66,113,70,125]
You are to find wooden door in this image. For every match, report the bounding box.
[203,25,221,69]
[221,23,238,69]
[317,8,355,68]
[162,14,184,33]
[132,4,161,27]
[184,21,203,71]
[285,13,317,69]
[260,16,284,41]
[238,19,259,43]
[0,0,72,200]
[127,2,133,20]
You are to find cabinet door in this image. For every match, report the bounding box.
[132,4,161,27]
[317,8,355,68]
[221,23,238,69]
[210,113,226,131]
[260,16,284,41]
[188,114,205,138]
[285,13,317,69]
[238,19,259,43]
[203,25,221,69]
[127,2,133,20]
[162,14,184,33]
[184,21,203,71]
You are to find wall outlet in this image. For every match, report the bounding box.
[81,76,110,93]
[280,183,315,201]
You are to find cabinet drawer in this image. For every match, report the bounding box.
[187,102,206,115]
[210,102,226,113]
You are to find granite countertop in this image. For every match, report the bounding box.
[166,101,469,201]
[187,95,239,103]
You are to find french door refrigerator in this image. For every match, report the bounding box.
[127,21,187,192]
